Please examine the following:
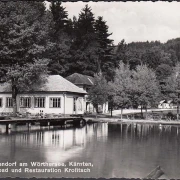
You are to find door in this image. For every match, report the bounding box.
[65,97,74,114]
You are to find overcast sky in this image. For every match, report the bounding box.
[46,1,180,45]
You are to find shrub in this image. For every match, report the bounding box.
[166,112,176,120]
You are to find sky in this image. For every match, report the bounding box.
[46,1,180,45]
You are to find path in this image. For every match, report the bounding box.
[107,108,175,116]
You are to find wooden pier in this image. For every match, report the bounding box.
[0,117,86,133]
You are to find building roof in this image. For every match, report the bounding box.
[66,73,94,86]
[159,100,166,104]
[159,100,173,104]
[0,75,87,94]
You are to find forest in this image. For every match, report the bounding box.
[1,1,180,115]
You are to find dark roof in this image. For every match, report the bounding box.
[66,73,94,86]
[0,75,87,94]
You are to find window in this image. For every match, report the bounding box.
[49,97,61,108]
[20,97,31,108]
[0,98,2,107]
[73,98,76,111]
[6,97,13,108]
[34,97,45,108]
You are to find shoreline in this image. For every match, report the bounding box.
[84,117,180,125]
[84,108,180,125]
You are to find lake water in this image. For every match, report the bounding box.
[0,122,180,178]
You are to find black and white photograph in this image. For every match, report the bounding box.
[0,1,180,179]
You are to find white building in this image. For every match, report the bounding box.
[158,100,173,109]
[0,75,87,115]
[66,73,109,113]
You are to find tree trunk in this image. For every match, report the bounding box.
[96,57,101,74]
[120,108,123,120]
[145,106,148,119]
[141,105,143,118]
[111,106,113,117]
[12,84,18,117]
[177,93,179,120]
[95,104,98,119]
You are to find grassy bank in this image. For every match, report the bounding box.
[84,116,180,125]
[84,109,180,125]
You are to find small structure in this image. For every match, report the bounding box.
[0,75,86,115]
[144,166,167,179]
[66,73,108,113]
[158,100,173,109]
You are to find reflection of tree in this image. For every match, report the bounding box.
[2,123,180,178]
[10,136,16,161]
[106,124,180,178]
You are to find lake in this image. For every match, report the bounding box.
[0,122,179,178]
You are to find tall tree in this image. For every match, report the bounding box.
[94,16,114,81]
[48,2,72,76]
[109,62,133,119]
[131,65,160,117]
[77,4,95,38]
[69,4,98,76]
[0,2,51,115]
[115,39,128,65]
[88,73,109,116]
[50,1,68,34]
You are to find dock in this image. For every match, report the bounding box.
[0,116,86,133]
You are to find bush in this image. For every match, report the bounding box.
[166,112,176,120]
[134,113,145,119]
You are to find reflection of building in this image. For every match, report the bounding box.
[0,75,86,115]
[66,73,108,113]
[10,123,108,163]
[43,129,86,149]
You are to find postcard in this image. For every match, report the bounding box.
[0,1,179,179]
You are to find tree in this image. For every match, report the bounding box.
[156,63,173,81]
[48,2,72,76]
[141,46,161,70]
[115,39,143,72]
[94,16,114,80]
[165,38,180,62]
[5,60,49,114]
[114,39,128,64]
[49,1,68,34]
[164,63,180,119]
[131,65,160,118]
[0,2,51,116]
[47,31,71,76]
[109,62,133,119]
[69,4,98,76]
[77,4,95,38]
[88,73,109,116]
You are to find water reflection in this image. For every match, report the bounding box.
[0,123,180,178]
[6,124,108,148]
[106,123,180,178]
[0,123,108,162]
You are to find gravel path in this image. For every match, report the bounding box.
[108,108,175,116]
